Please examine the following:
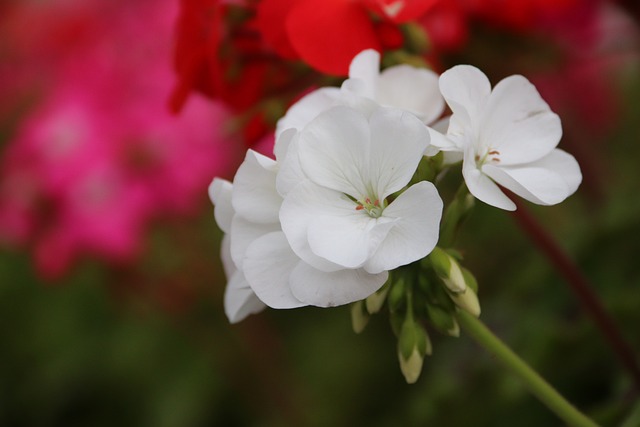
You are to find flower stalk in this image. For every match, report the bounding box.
[456,310,600,427]
[510,196,640,392]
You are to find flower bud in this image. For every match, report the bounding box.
[397,318,431,384]
[461,267,478,293]
[426,304,459,337]
[398,346,424,385]
[439,192,475,247]
[388,276,406,313]
[351,300,370,334]
[429,247,466,293]
[366,282,390,314]
[451,287,481,317]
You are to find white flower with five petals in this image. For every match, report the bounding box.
[428,65,582,211]
[279,106,443,279]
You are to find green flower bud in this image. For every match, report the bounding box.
[426,304,458,337]
[397,317,431,384]
[430,247,466,293]
[440,190,475,247]
[390,310,404,337]
[461,267,478,293]
[398,346,424,384]
[451,287,481,317]
[366,282,390,314]
[388,276,406,313]
[351,300,369,334]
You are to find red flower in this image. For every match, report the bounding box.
[256,0,440,75]
[170,0,224,113]
[171,0,301,143]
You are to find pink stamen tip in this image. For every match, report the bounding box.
[374,200,380,206]
[365,198,371,204]
[356,205,364,211]
[489,150,500,155]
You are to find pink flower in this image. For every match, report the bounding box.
[0,0,243,278]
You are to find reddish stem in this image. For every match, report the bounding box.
[511,197,640,391]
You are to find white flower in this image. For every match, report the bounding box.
[276,49,444,139]
[428,65,582,211]
[211,146,390,312]
[279,105,443,277]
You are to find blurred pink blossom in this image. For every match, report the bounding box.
[0,0,243,278]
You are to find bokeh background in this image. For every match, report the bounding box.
[1,0,640,426]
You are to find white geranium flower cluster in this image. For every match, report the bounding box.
[211,50,582,323]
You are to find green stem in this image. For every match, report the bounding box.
[439,183,472,247]
[456,311,600,427]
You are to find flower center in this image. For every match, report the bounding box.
[475,148,501,167]
[355,197,385,218]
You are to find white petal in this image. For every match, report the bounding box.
[341,77,367,97]
[243,231,306,309]
[368,107,429,199]
[275,87,342,139]
[232,150,281,224]
[209,178,233,233]
[230,216,280,269]
[279,180,345,272]
[297,106,370,197]
[273,128,297,162]
[282,180,396,270]
[224,270,266,323]
[431,116,450,134]
[337,85,381,118]
[289,262,388,307]
[439,65,491,126]
[482,148,581,206]
[348,49,380,99]
[480,75,561,165]
[365,181,443,274]
[377,65,444,125]
[275,133,305,198]
[427,126,458,152]
[426,116,459,154]
[220,234,235,278]
[462,147,516,211]
[307,211,397,269]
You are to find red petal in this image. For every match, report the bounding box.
[286,0,381,76]
[171,0,224,111]
[256,0,301,59]
[374,21,404,49]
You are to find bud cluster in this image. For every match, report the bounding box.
[351,245,481,384]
